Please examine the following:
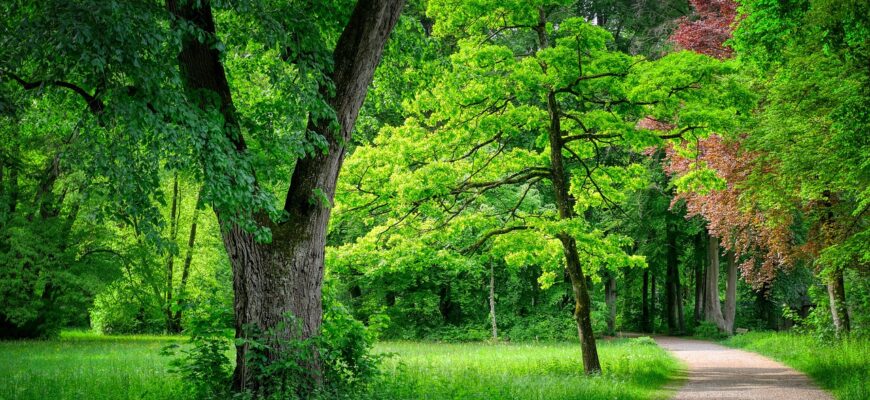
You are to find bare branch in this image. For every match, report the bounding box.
[1,70,104,114]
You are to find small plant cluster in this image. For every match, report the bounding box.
[692,321,729,340]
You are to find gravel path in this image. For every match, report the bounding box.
[655,336,833,400]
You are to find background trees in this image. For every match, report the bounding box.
[330,0,744,373]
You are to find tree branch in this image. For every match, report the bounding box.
[1,70,104,114]
[463,225,529,254]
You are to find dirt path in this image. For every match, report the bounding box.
[655,336,833,400]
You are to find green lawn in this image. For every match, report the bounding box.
[0,332,681,400]
[722,332,870,400]
[372,340,681,400]
[0,331,189,400]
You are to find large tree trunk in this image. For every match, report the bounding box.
[604,272,616,336]
[694,233,705,323]
[168,0,403,393]
[704,235,727,332]
[723,251,737,334]
[489,262,498,341]
[827,268,850,334]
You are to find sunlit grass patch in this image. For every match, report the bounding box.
[0,332,189,400]
[0,333,680,400]
[371,338,681,400]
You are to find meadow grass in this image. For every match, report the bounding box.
[0,331,190,400]
[370,339,681,400]
[722,332,869,400]
[0,332,681,400]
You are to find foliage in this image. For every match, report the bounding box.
[330,0,745,346]
[163,292,235,400]
[670,0,738,59]
[630,336,658,346]
[693,321,729,340]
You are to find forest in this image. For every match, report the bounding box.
[0,0,868,399]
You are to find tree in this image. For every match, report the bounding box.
[333,0,742,373]
[732,0,870,334]
[670,0,738,59]
[1,0,405,390]
[166,0,404,390]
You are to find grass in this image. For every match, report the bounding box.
[371,339,681,400]
[0,332,681,400]
[722,332,869,400]
[0,331,189,400]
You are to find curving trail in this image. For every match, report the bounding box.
[655,336,833,400]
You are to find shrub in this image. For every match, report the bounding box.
[692,321,728,339]
[630,336,657,346]
[166,282,382,399]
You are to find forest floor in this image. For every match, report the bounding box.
[655,336,833,400]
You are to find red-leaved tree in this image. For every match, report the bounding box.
[670,0,738,59]
[664,136,795,287]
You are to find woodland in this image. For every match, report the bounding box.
[0,0,868,399]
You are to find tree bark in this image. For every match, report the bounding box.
[604,271,616,335]
[167,0,403,392]
[704,235,728,332]
[723,251,737,334]
[489,262,498,341]
[827,268,850,334]
[820,190,850,335]
[755,283,777,330]
[693,233,705,322]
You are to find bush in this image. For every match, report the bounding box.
[91,285,166,334]
[422,325,490,342]
[166,282,382,399]
[505,315,577,341]
[630,336,657,346]
[692,321,728,339]
[163,296,235,399]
